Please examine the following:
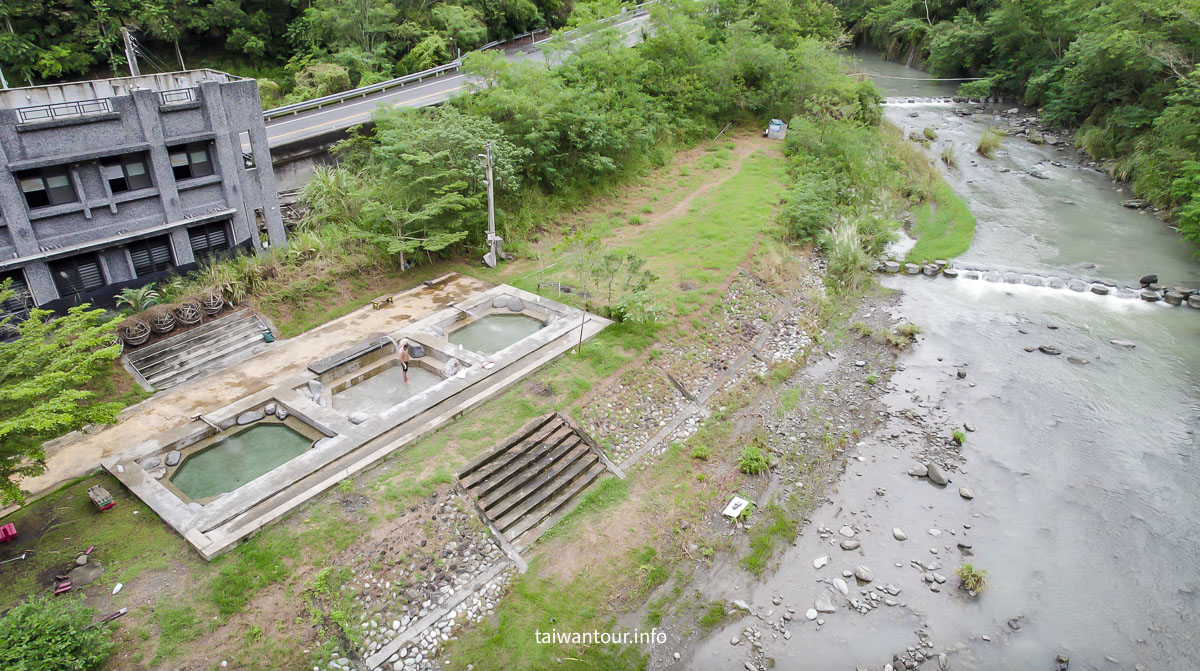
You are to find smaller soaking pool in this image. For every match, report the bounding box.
[331,362,445,415]
[169,420,318,501]
[448,314,543,354]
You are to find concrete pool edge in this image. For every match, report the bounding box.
[101,283,610,559]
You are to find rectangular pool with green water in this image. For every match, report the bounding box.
[448,314,544,354]
[169,422,316,501]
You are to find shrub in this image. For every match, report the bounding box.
[0,596,114,670]
[691,444,711,460]
[956,563,988,595]
[952,429,966,445]
[738,445,770,475]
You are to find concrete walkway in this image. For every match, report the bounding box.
[8,273,490,511]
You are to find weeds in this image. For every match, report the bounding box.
[956,564,988,595]
[738,446,770,475]
[940,145,958,167]
[976,128,1004,158]
[923,127,938,141]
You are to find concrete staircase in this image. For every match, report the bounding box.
[124,310,273,390]
[459,413,614,549]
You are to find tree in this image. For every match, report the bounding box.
[0,280,122,506]
[0,595,114,671]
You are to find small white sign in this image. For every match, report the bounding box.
[723,496,750,518]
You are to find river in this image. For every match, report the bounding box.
[689,51,1200,670]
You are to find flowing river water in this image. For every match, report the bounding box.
[691,52,1200,670]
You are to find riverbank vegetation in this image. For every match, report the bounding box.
[842,0,1200,247]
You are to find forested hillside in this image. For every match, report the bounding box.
[0,0,572,104]
[839,0,1200,245]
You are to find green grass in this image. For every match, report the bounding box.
[0,473,195,611]
[976,127,1005,158]
[697,600,729,631]
[742,499,800,575]
[906,181,976,263]
[152,602,206,661]
[541,476,630,541]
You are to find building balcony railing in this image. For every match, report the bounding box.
[159,87,198,105]
[17,98,114,124]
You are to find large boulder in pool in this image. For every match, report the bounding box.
[408,342,426,358]
[275,406,289,420]
[264,402,277,416]
[507,297,524,312]
[348,411,370,425]
[492,296,509,308]
[237,410,264,425]
[165,450,181,467]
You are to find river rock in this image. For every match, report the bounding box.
[141,457,161,470]
[148,467,166,480]
[165,450,181,467]
[348,411,370,425]
[1139,274,1158,286]
[943,268,959,278]
[1189,295,1200,309]
[833,578,849,596]
[814,595,836,613]
[908,464,928,478]
[1141,290,1160,302]
[959,487,975,500]
[1029,170,1049,179]
[237,410,264,425]
[507,297,524,312]
[1090,284,1110,295]
[1110,340,1136,348]
[264,402,277,416]
[805,609,818,621]
[1164,291,1185,306]
[926,463,949,486]
[1038,345,1062,355]
[75,554,89,566]
[813,555,829,569]
[840,538,861,551]
[893,527,908,541]
[731,599,751,612]
[275,406,289,420]
[854,565,874,582]
[1067,356,1089,365]
[838,525,855,538]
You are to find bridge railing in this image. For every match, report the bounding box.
[262,61,464,121]
[261,1,655,123]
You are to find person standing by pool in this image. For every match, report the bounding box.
[399,340,411,384]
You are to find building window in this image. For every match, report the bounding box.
[188,222,230,264]
[102,153,152,193]
[0,269,32,320]
[49,253,105,298]
[17,167,77,209]
[129,235,174,277]
[169,142,214,181]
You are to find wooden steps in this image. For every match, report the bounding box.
[458,412,617,549]
[123,311,273,390]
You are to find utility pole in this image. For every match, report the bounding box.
[121,27,141,77]
[480,141,502,268]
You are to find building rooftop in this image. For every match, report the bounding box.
[0,69,240,110]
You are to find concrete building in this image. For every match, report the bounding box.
[0,69,285,314]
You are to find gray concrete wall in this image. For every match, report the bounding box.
[0,74,285,308]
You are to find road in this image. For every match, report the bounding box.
[263,13,651,149]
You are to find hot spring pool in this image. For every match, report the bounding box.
[169,423,314,501]
[448,314,543,354]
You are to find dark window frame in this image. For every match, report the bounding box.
[188,221,231,264]
[128,235,174,277]
[102,152,153,194]
[168,141,215,181]
[49,252,105,298]
[17,166,77,209]
[0,269,33,321]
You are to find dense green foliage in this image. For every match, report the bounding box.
[0,596,114,670]
[841,0,1200,245]
[0,0,569,103]
[0,280,123,505]
[296,0,879,266]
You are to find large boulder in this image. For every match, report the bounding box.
[236,411,264,425]
[926,462,949,486]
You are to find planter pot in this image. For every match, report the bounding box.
[200,290,224,316]
[174,300,203,325]
[118,319,151,347]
